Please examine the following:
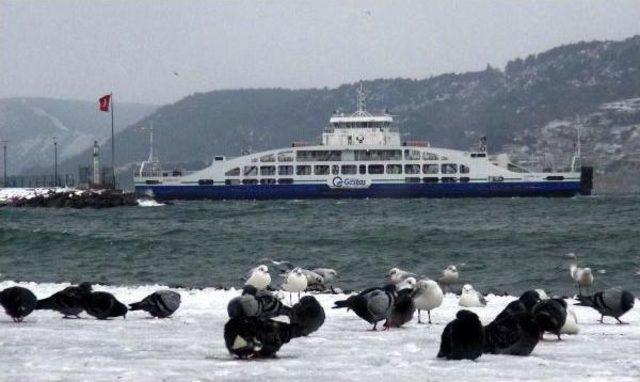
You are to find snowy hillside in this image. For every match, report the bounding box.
[0,281,638,382]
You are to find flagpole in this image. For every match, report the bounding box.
[111,92,116,189]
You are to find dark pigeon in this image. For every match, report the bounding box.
[494,290,541,322]
[84,291,128,320]
[224,316,302,359]
[129,290,181,318]
[0,286,37,322]
[384,288,415,329]
[333,284,397,330]
[576,288,635,324]
[35,282,93,318]
[484,312,543,356]
[290,295,325,336]
[437,309,484,360]
[228,285,292,319]
[532,298,567,340]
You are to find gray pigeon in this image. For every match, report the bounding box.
[36,282,93,318]
[333,284,397,330]
[230,285,291,319]
[576,288,635,324]
[0,286,37,322]
[384,288,415,328]
[129,290,181,318]
[228,292,261,318]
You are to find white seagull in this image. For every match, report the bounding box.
[412,279,443,324]
[244,264,271,290]
[458,284,487,308]
[560,307,580,335]
[570,258,594,296]
[282,267,308,304]
[439,264,459,292]
[387,267,416,285]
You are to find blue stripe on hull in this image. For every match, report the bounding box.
[135,181,581,200]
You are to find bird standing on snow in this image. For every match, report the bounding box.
[458,284,487,308]
[411,279,443,324]
[437,309,484,360]
[312,268,337,285]
[532,298,567,340]
[229,285,292,319]
[386,267,416,285]
[282,267,308,304]
[83,291,128,320]
[439,265,459,292]
[560,307,579,335]
[245,265,271,290]
[0,286,37,322]
[333,284,397,331]
[290,295,326,336]
[575,288,635,324]
[484,312,543,356]
[493,290,541,322]
[224,316,302,359]
[35,282,93,318]
[299,269,325,291]
[129,290,181,318]
[384,286,415,329]
[569,255,594,295]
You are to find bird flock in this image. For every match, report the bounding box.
[0,255,636,362]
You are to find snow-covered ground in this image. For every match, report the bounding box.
[0,281,638,382]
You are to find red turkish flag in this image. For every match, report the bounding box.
[99,94,111,112]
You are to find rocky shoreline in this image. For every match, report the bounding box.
[1,189,139,209]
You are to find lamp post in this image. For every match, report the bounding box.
[53,137,58,187]
[0,140,7,187]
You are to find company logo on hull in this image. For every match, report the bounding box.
[329,176,370,189]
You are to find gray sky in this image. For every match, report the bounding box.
[2,0,640,105]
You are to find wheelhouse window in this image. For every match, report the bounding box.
[278,165,293,176]
[423,164,439,174]
[441,163,458,174]
[423,152,439,160]
[404,149,421,160]
[460,164,470,174]
[342,165,357,175]
[368,164,384,174]
[359,164,366,174]
[405,164,420,174]
[277,151,294,162]
[405,177,421,183]
[296,150,342,162]
[386,164,402,174]
[225,167,240,176]
[260,166,276,176]
[244,166,258,176]
[278,178,294,184]
[354,150,401,161]
[314,165,330,175]
[260,178,276,184]
[225,179,240,185]
[296,165,312,175]
[260,153,275,162]
[423,177,439,183]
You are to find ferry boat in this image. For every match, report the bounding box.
[134,86,593,200]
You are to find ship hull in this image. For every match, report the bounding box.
[135,181,582,200]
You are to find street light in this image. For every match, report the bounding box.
[53,136,58,187]
[0,140,7,187]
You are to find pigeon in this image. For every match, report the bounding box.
[493,290,541,322]
[129,290,181,318]
[439,265,459,291]
[244,265,271,290]
[458,284,487,308]
[534,289,549,300]
[228,291,262,319]
[224,316,302,359]
[236,285,292,319]
[290,295,325,336]
[560,307,579,335]
[532,298,567,340]
[384,287,415,329]
[411,279,443,324]
[387,267,416,285]
[35,282,93,318]
[83,291,128,320]
[282,267,308,304]
[437,309,484,360]
[0,286,37,322]
[570,259,594,295]
[575,288,635,324]
[312,268,337,285]
[333,284,397,330]
[484,312,543,356]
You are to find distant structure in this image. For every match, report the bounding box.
[79,141,113,189]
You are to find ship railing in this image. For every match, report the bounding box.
[135,170,197,178]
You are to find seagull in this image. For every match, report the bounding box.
[532,298,567,340]
[299,269,325,290]
[0,286,37,323]
[312,268,338,285]
[437,310,484,360]
[129,290,181,318]
[560,307,579,335]
[438,265,459,292]
[245,265,271,290]
[386,267,416,285]
[282,267,308,304]
[411,279,443,324]
[568,254,594,295]
[458,284,487,308]
[575,288,635,324]
[333,284,397,331]
[35,282,93,318]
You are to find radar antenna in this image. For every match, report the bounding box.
[141,122,156,162]
[353,82,372,117]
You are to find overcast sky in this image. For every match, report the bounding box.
[2,0,640,105]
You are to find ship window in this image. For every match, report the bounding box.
[386,164,402,174]
[342,165,357,175]
[423,164,439,174]
[441,163,458,174]
[296,150,342,162]
[354,150,402,161]
[460,164,470,174]
[404,149,421,160]
[441,177,457,183]
[359,164,366,174]
[470,153,486,158]
[260,154,275,162]
[368,164,384,174]
[296,165,312,175]
[225,179,240,185]
[405,164,420,174]
[260,166,276,176]
[278,178,294,184]
[332,165,339,175]
[314,165,330,175]
[242,179,258,185]
[172,170,182,176]
[225,167,240,176]
[277,151,294,162]
[198,179,214,185]
[244,166,258,176]
[278,165,293,176]
[260,178,277,184]
[405,177,421,183]
[459,177,470,183]
[423,152,439,160]
[423,177,439,183]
